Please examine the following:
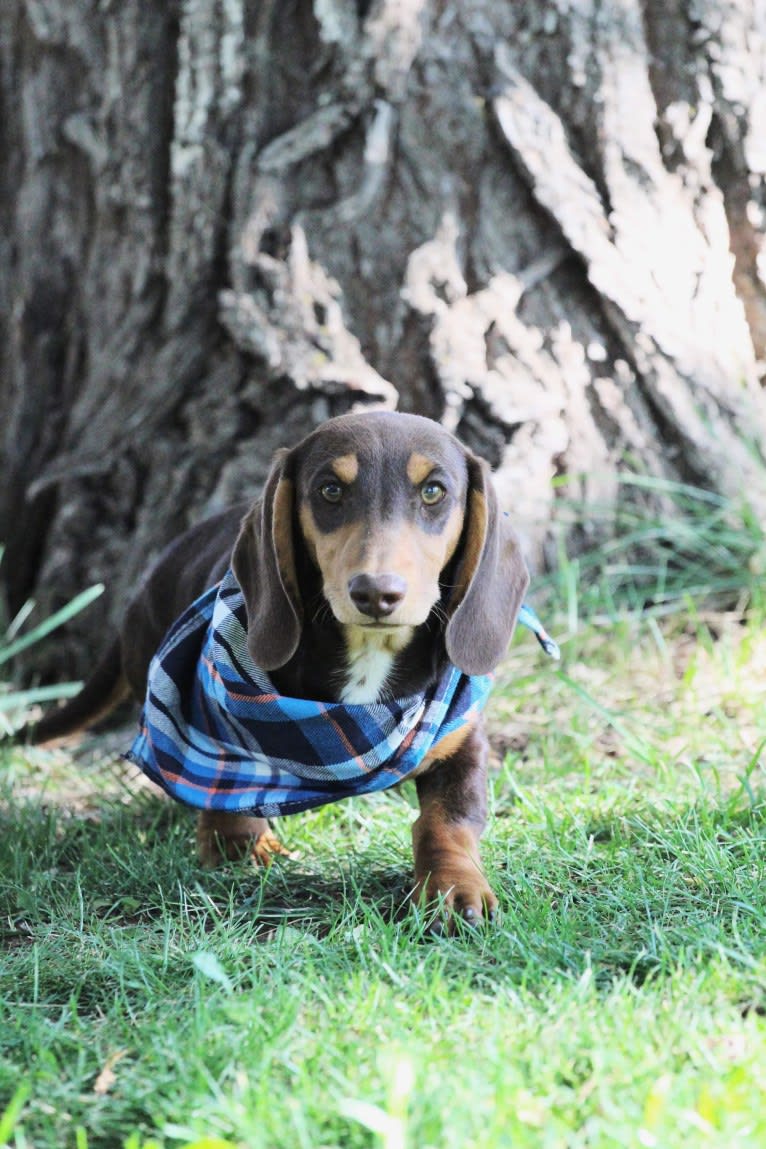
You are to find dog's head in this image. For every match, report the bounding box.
[232,411,529,675]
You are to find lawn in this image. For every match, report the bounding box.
[2,487,766,1148]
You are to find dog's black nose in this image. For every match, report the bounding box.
[348,573,408,619]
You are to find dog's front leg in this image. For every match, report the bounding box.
[411,722,498,930]
[196,811,292,868]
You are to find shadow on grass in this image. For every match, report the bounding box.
[2,786,766,996]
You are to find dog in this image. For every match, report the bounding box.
[28,411,531,926]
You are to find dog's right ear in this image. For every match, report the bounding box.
[231,449,303,671]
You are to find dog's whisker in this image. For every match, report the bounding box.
[310,599,333,627]
[431,604,449,627]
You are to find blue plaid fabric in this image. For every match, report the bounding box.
[126,569,494,817]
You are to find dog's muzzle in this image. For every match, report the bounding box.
[347,572,408,620]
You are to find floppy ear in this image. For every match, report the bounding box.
[231,449,303,671]
[445,454,530,675]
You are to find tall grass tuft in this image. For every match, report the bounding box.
[0,545,104,724]
[546,472,766,622]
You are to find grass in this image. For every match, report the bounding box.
[2,479,766,1148]
[0,562,104,728]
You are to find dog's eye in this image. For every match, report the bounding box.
[420,481,446,506]
[319,481,344,504]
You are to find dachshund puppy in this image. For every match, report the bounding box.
[30,411,530,926]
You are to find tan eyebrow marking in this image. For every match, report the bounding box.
[406,452,436,486]
[331,453,359,483]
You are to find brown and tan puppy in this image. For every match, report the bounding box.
[29,411,530,926]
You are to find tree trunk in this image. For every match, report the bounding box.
[2,0,765,679]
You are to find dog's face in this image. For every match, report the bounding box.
[294,414,469,631]
[232,411,529,676]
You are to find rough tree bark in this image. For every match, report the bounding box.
[1,1,765,679]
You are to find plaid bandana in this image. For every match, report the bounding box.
[126,570,494,817]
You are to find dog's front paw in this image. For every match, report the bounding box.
[196,812,293,868]
[249,827,295,867]
[411,816,497,933]
[413,868,498,934]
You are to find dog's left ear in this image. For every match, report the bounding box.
[231,449,303,671]
[445,454,530,675]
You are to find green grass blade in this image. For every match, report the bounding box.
[0,682,83,713]
[0,584,104,666]
[0,1082,31,1143]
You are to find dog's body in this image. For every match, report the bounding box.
[30,411,529,925]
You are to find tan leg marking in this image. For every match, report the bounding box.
[411,806,498,929]
[410,722,496,930]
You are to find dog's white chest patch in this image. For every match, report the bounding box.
[340,626,414,704]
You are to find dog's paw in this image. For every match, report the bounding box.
[249,828,296,867]
[196,812,294,868]
[198,827,294,868]
[412,870,498,935]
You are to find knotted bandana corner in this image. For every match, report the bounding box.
[518,603,560,660]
